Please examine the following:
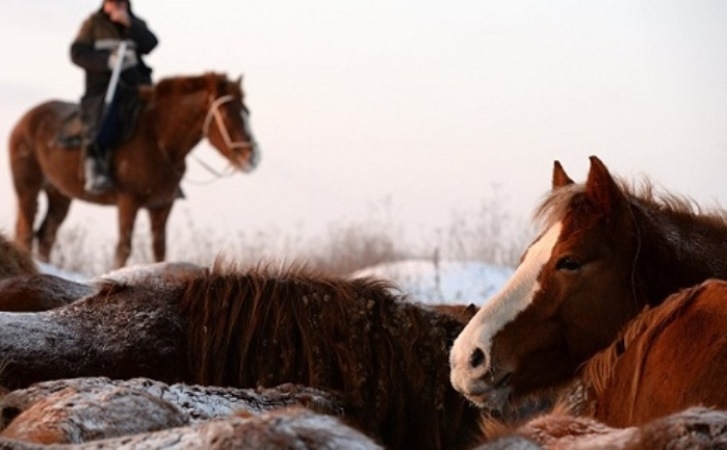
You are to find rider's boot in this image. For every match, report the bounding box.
[83,144,113,195]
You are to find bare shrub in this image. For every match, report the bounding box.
[302,197,411,275]
[49,227,112,275]
[437,187,532,267]
[42,193,529,276]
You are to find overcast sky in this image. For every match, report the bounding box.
[2,1,727,262]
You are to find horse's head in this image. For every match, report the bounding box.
[450,156,643,412]
[202,74,260,173]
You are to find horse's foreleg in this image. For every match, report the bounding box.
[10,147,43,255]
[37,187,72,262]
[14,195,37,256]
[115,198,141,269]
[148,203,174,263]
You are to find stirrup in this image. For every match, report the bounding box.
[84,175,113,195]
[84,159,113,194]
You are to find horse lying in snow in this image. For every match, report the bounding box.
[0,261,483,450]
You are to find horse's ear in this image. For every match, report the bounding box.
[552,160,574,189]
[585,155,626,215]
[236,74,244,85]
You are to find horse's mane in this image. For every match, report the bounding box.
[534,177,727,231]
[177,260,481,449]
[152,72,233,99]
[582,282,708,399]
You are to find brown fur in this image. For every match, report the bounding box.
[0,262,482,450]
[179,262,483,450]
[581,279,727,427]
[0,233,37,279]
[426,302,479,323]
[456,156,727,414]
[9,72,257,268]
[0,274,93,312]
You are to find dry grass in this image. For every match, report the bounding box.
[46,195,531,277]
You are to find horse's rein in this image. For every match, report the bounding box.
[202,95,254,152]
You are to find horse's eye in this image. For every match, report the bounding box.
[555,257,582,271]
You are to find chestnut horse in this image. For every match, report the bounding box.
[0,262,483,450]
[473,281,727,448]
[577,279,727,427]
[450,156,727,413]
[9,72,260,268]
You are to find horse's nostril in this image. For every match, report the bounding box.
[469,347,485,369]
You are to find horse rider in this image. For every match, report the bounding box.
[70,0,158,194]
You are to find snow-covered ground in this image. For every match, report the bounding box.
[351,259,513,306]
[36,261,89,283]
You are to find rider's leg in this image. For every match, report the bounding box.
[83,142,113,195]
[82,96,119,195]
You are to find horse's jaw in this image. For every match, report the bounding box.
[461,380,513,413]
[232,141,260,173]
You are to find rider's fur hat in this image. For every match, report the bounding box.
[99,0,134,15]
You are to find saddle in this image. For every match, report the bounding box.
[55,94,145,150]
[56,110,85,149]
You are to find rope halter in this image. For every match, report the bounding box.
[202,95,255,152]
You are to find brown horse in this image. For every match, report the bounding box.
[476,280,727,446]
[575,279,727,427]
[0,262,483,450]
[450,156,727,412]
[9,72,260,268]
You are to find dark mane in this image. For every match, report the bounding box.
[583,282,708,401]
[153,72,232,98]
[534,177,727,232]
[178,261,482,450]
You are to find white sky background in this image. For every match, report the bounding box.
[2,1,727,262]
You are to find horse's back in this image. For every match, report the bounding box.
[598,279,727,426]
[9,100,77,155]
[645,279,727,400]
[0,274,94,312]
[11,99,76,131]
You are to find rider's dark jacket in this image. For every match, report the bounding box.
[70,1,157,147]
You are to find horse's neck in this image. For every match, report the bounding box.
[151,93,207,163]
[0,290,185,389]
[634,203,727,304]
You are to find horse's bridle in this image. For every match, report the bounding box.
[202,95,255,152]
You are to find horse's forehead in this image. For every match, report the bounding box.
[469,222,563,345]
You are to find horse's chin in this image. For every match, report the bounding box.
[234,153,259,173]
[462,384,512,414]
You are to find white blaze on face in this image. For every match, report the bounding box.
[241,108,260,169]
[450,222,563,393]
